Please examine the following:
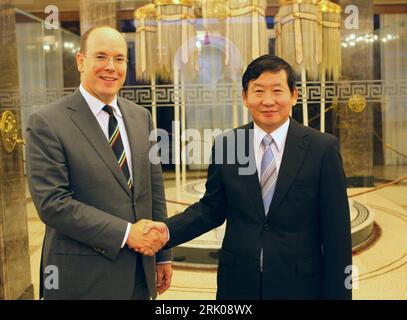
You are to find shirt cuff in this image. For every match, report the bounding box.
[165,225,170,242]
[157,261,172,264]
[121,223,132,248]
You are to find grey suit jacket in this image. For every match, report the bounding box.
[26,89,171,299]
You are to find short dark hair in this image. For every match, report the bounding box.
[79,25,125,55]
[242,54,297,95]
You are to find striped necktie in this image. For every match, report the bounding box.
[260,134,277,214]
[102,105,133,190]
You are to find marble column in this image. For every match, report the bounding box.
[79,0,118,35]
[336,0,375,187]
[0,0,33,299]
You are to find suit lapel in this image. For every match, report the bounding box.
[267,118,310,217]
[67,90,132,198]
[239,123,267,222]
[118,97,144,200]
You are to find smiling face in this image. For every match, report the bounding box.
[242,70,298,133]
[76,27,127,105]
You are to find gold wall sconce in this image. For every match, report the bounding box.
[0,110,25,153]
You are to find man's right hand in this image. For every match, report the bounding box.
[126,219,167,256]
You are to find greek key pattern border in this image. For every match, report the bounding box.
[1,81,406,109]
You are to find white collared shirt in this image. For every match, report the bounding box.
[254,118,290,272]
[79,84,132,248]
[253,118,290,181]
[79,84,133,181]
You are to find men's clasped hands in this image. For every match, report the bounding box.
[126,220,169,256]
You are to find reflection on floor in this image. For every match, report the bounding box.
[26,167,407,300]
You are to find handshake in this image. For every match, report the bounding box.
[126,219,168,256]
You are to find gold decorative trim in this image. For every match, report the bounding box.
[156,13,196,21]
[135,26,157,33]
[0,110,25,153]
[318,0,342,14]
[134,4,157,19]
[318,20,340,28]
[279,0,319,5]
[153,0,195,7]
[347,94,367,113]
[279,12,318,26]
[229,5,266,17]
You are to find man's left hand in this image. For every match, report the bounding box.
[156,263,173,295]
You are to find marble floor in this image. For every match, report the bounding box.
[26,167,407,300]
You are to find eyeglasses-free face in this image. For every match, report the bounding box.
[76,27,128,105]
[242,70,298,134]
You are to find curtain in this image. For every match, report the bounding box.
[380,14,407,165]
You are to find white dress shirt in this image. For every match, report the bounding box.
[79,85,131,248]
[253,118,290,272]
[253,118,290,181]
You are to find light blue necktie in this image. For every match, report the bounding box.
[260,134,277,214]
[260,134,277,272]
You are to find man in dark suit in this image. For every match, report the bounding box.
[144,54,352,299]
[26,26,171,299]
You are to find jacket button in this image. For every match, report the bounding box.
[263,224,270,231]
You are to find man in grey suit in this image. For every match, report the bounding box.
[26,26,172,300]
